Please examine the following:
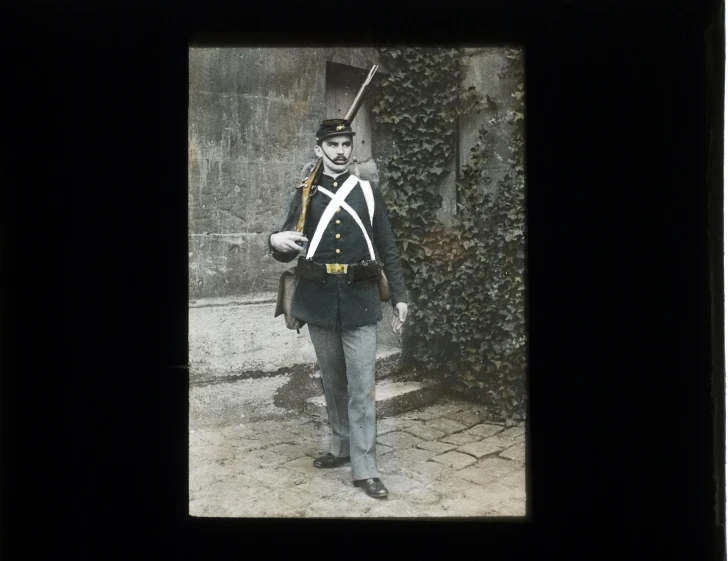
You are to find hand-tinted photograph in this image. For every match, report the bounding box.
[188,46,527,518]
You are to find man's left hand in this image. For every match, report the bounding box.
[391,303,408,333]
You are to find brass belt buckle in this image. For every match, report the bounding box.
[326,263,348,274]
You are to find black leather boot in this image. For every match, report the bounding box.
[353,478,388,498]
[313,453,350,468]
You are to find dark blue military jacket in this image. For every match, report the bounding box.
[269,170,408,331]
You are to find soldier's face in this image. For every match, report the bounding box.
[315,135,353,175]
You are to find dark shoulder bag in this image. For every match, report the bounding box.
[274,265,304,331]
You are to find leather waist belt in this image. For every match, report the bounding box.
[296,257,382,282]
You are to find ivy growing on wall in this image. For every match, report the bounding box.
[373,47,526,424]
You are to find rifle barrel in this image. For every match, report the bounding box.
[344,65,378,122]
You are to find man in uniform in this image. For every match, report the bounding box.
[269,118,408,499]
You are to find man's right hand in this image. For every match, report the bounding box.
[270,231,308,253]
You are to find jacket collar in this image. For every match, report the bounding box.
[320,170,351,185]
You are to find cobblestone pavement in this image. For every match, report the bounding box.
[189,396,526,518]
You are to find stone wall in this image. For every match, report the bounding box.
[459,48,517,194]
[188,47,382,298]
[190,48,319,296]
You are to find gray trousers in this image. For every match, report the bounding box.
[307,323,379,480]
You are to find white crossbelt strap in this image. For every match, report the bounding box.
[306,174,359,260]
[359,179,375,226]
[316,186,376,261]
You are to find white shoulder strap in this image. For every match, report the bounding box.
[316,186,375,261]
[306,174,359,260]
[359,180,375,226]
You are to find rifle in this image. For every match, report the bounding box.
[295,64,379,234]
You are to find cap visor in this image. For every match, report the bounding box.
[317,131,356,141]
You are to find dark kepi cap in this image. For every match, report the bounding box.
[316,118,356,142]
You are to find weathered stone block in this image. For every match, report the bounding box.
[376,430,424,451]
[390,448,439,464]
[403,424,447,442]
[376,472,422,494]
[430,451,477,470]
[377,417,415,436]
[439,494,494,517]
[403,460,455,481]
[464,423,504,438]
[376,451,401,473]
[295,477,347,501]
[498,442,525,462]
[456,440,506,459]
[478,432,524,452]
[453,459,514,487]
[424,417,469,435]
[439,432,483,447]
[497,468,526,491]
[416,441,457,454]
[477,456,519,478]
[404,486,442,506]
[376,444,394,456]
[481,481,525,502]
[499,426,526,440]
[438,476,484,498]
